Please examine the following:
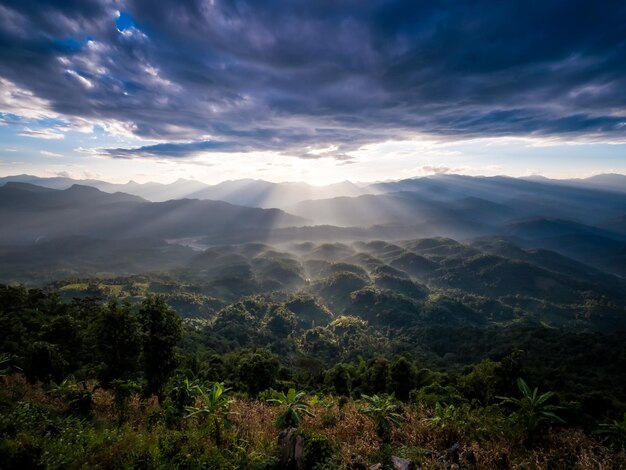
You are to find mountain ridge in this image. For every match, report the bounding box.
[0,183,305,245]
[2,172,625,205]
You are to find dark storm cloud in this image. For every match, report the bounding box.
[1,0,625,159]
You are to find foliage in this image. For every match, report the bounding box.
[1,249,626,469]
[111,379,143,425]
[47,377,94,418]
[0,352,16,377]
[267,388,314,429]
[595,413,626,449]
[301,429,337,469]
[425,403,467,446]
[138,295,183,402]
[185,381,233,446]
[167,376,199,413]
[93,301,141,388]
[497,377,564,440]
[360,393,404,443]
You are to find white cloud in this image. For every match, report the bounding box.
[44,169,101,180]
[66,69,94,89]
[0,77,59,120]
[39,150,64,157]
[19,127,65,139]
[56,118,95,134]
[418,165,464,175]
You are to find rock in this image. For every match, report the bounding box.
[278,428,304,469]
[294,433,304,466]
[496,452,510,469]
[463,449,477,465]
[347,454,367,469]
[368,456,416,470]
[437,443,461,466]
[445,443,460,466]
[392,455,416,470]
[43,423,62,437]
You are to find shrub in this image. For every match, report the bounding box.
[266,388,314,429]
[302,430,336,469]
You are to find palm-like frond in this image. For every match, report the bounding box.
[360,393,404,440]
[185,382,233,418]
[497,377,564,435]
[595,413,626,449]
[266,388,314,429]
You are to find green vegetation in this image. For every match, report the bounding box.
[267,388,314,429]
[498,377,564,443]
[1,237,626,467]
[360,394,404,443]
[185,382,233,446]
[595,413,626,450]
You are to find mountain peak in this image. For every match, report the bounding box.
[68,184,101,192]
[2,182,56,192]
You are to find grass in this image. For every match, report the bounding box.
[2,377,624,469]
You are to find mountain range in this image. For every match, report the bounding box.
[0,174,368,207]
[1,173,625,281]
[2,172,625,205]
[0,182,303,245]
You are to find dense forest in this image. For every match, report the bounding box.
[2,237,626,468]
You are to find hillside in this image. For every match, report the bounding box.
[1,175,626,469]
[0,183,305,245]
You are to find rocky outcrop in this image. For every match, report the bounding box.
[278,428,304,469]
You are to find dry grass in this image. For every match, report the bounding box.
[2,378,624,469]
[305,401,380,463]
[230,399,278,453]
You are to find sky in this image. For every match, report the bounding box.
[1,0,626,185]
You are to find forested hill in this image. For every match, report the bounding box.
[1,276,625,467]
[1,176,626,468]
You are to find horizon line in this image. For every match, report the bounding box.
[1,171,625,188]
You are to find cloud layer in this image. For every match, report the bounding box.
[1,0,626,159]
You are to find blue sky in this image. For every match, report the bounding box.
[1,0,625,184]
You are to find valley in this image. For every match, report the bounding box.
[1,174,625,467]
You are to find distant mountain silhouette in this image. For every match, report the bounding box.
[502,218,623,240]
[0,175,367,207]
[2,174,626,279]
[524,173,626,194]
[0,183,305,244]
[288,191,519,227]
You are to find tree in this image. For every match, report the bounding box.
[265,305,296,336]
[236,348,280,396]
[93,301,141,388]
[364,357,391,394]
[390,356,417,401]
[360,393,403,443]
[267,388,314,429]
[324,363,353,396]
[186,382,233,446]
[26,341,67,383]
[360,393,404,468]
[111,379,143,426]
[497,377,564,441]
[138,296,183,402]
